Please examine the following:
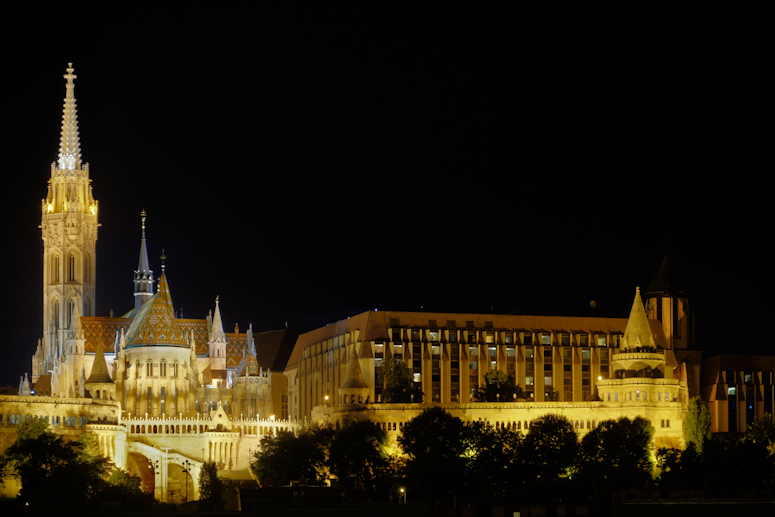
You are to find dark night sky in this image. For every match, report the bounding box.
[0,6,767,386]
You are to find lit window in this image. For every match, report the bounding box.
[597,336,607,347]
[541,334,551,345]
[413,373,421,383]
[429,330,440,342]
[727,387,736,396]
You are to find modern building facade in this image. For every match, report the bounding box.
[285,283,692,449]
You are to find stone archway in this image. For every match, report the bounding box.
[126,452,155,495]
[167,463,195,504]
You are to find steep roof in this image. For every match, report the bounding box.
[85,343,113,384]
[254,329,297,371]
[645,255,689,298]
[124,273,188,347]
[340,344,368,390]
[621,287,657,350]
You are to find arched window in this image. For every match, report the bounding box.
[160,359,167,377]
[52,254,61,283]
[147,359,153,377]
[147,387,152,414]
[66,298,76,328]
[67,253,77,282]
[52,298,61,329]
[160,387,166,415]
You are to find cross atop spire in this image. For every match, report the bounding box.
[58,63,81,170]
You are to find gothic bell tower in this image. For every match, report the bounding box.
[38,64,99,378]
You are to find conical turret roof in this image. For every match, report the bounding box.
[86,343,113,384]
[125,273,187,347]
[621,287,656,351]
[340,345,369,389]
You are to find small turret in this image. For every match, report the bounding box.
[338,344,370,405]
[133,210,155,315]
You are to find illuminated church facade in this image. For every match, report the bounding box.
[1,66,297,503]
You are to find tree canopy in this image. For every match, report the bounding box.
[328,419,391,500]
[0,419,151,511]
[378,358,423,403]
[251,422,334,486]
[683,396,712,455]
[580,416,654,490]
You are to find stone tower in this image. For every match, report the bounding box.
[37,64,99,380]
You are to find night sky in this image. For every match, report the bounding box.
[1,6,767,386]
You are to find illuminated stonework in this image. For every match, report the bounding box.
[2,66,297,503]
[34,64,99,384]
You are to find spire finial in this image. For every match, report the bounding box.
[141,209,146,237]
[160,248,167,273]
[58,63,81,170]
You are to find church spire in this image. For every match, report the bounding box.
[210,296,226,344]
[133,210,155,314]
[58,64,81,171]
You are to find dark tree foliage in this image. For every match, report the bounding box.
[398,407,469,500]
[198,461,224,509]
[743,413,775,448]
[683,396,712,455]
[522,414,579,486]
[0,419,111,511]
[473,370,524,402]
[328,419,391,500]
[465,422,524,501]
[580,416,654,490]
[378,358,423,403]
[251,423,334,486]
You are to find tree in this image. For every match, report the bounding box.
[522,414,579,486]
[398,407,468,500]
[198,461,223,509]
[473,370,523,402]
[743,413,775,449]
[328,420,391,500]
[465,422,524,501]
[251,423,334,486]
[580,416,654,490]
[378,358,422,403]
[683,396,712,455]
[0,419,111,511]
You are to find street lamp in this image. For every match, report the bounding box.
[182,459,191,503]
[400,487,406,503]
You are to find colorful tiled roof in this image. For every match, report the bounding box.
[125,274,187,347]
[237,353,261,377]
[32,374,52,396]
[82,317,132,353]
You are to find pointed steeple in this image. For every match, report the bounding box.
[210,296,226,343]
[621,287,656,351]
[58,64,81,170]
[134,210,155,314]
[86,343,113,384]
